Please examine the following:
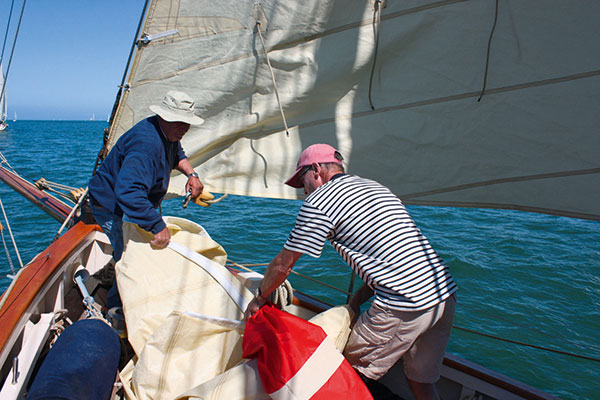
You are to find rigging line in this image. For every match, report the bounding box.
[227,260,353,296]
[0,0,26,110]
[227,261,598,361]
[249,139,269,189]
[0,0,16,64]
[457,301,600,355]
[97,0,150,174]
[0,151,16,173]
[477,0,499,102]
[255,21,290,137]
[368,0,383,110]
[52,187,88,243]
[453,325,600,363]
[0,252,47,313]
[0,196,22,268]
[1,226,16,274]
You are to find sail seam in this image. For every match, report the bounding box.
[127,0,468,89]
[293,69,600,131]
[400,168,600,199]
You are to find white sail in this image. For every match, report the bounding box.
[106,0,600,221]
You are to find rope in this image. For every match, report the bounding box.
[0,151,16,172]
[0,0,26,118]
[250,139,269,189]
[0,0,16,63]
[0,254,32,311]
[457,301,600,355]
[1,224,15,274]
[477,0,499,102]
[453,326,600,363]
[0,196,22,268]
[52,187,89,242]
[269,279,294,308]
[34,178,83,204]
[226,259,293,307]
[226,260,352,296]
[95,0,150,173]
[368,0,383,110]
[255,21,290,136]
[227,260,598,363]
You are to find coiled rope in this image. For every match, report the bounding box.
[226,259,294,308]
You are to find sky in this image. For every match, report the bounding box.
[1,1,147,120]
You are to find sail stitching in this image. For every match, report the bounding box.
[401,167,600,199]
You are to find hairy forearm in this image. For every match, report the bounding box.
[176,158,195,176]
[259,248,301,297]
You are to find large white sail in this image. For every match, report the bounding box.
[106,0,600,221]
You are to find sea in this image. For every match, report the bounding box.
[0,121,598,399]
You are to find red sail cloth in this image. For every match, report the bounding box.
[243,304,372,399]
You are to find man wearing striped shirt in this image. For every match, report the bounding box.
[244,144,457,400]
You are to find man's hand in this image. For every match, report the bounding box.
[150,226,171,248]
[186,176,204,199]
[243,294,268,321]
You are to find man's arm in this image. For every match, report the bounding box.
[243,248,302,321]
[176,158,203,198]
[348,283,374,322]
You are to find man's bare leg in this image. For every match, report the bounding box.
[407,379,440,400]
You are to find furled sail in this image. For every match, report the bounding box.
[106,0,600,221]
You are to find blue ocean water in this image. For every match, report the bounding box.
[1,121,598,399]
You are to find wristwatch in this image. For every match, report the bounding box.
[256,287,267,303]
[188,172,199,179]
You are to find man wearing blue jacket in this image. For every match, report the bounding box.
[88,90,204,270]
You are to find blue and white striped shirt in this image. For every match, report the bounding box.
[285,174,457,311]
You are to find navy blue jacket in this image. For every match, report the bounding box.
[89,116,186,234]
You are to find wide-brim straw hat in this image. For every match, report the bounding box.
[149,90,205,125]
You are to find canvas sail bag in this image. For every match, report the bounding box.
[116,217,254,399]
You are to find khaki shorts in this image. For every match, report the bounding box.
[343,294,456,383]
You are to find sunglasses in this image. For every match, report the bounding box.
[298,165,312,181]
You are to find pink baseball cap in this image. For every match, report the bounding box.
[285,144,342,188]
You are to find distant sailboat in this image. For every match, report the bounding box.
[89,113,95,121]
[13,111,16,122]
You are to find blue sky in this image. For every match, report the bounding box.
[1,1,146,120]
